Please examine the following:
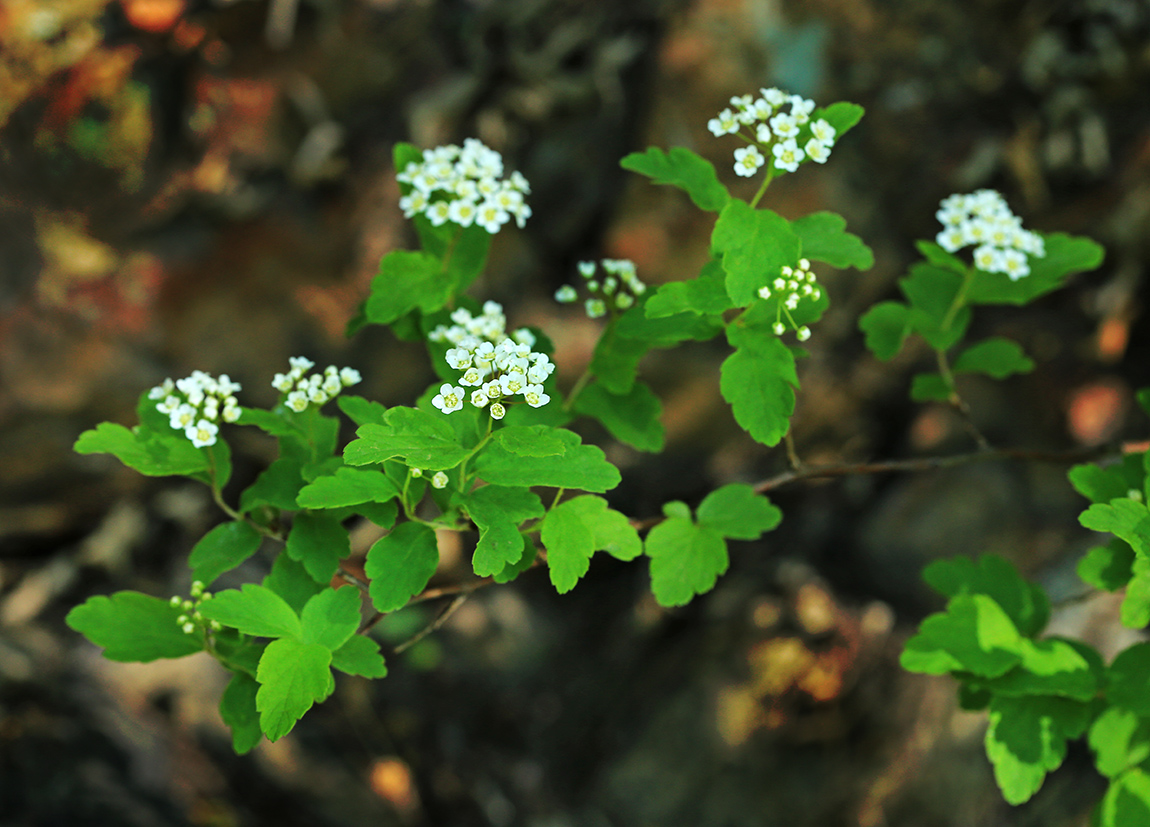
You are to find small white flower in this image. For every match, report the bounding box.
[222,405,241,423]
[170,404,197,430]
[322,375,343,396]
[755,123,773,143]
[761,87,788,107]
[432,383,464,414]
[771,139,804,173]
[789,95,815,123]
[769,112,799,139]
[289,356,315,373]
[445,348,473,370]
[616,293,634,309]
[1000,248,1030,280]
[431,471,449,489]
[733,145,765,177]
[340,367,361,386]
[286,391,309,412]
[972,244,1005,273]
[448,199,477,227]
[772,322,786,335]
[470,388,490,408]
[707,108,740,136]
[796,326,811,342]
[489,402,506,420]
[809,119,836,145]
[410,467,422,478]
[586,298,607,319]
[555,285,578,303]
[425,201,452,226]
[185,419,219,448]
[157,395,181,415]
[578,261,597,278]
[523,384,550,408]
[804,138,830,164]
[936,226,967,253]
[758,286,772,299]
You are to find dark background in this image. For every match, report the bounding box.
[3,0,1150,824]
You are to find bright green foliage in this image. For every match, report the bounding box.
[1108,643,1150,716]
[952,337,1035,379]
[493,534,538,584]
[977,638,1101,702]
[75,421,210,479]
[263,554,324,615]
[620,146,731,212]
[922,554,1050,636]
[472,427,620,492]
[240,457,305,513]
[344,407,471,470]
[720,318,799,447]
[1080,499,1150,556]
[644,259,733,319]
[296,467,400,509]
[985,695,1093,805]
[1070,455,1146,504]
[255,637,334,741]
[644,489,779,607]
[337,395,388,427]
[858,302,911,360]
[1078,541,1136,592]
[818,101,865,137]
[1099,769,1150,827]
[331,634,388,678]
[712,200,801,307]
[901,593,1025,678]
[695,483,781,539]
[366,251,453,326]
[364,521,439,612]
[66,591,205,662]
[286,511,350,585]
[491,425,566,457]
[791,211,874,270]
[220,672,262,754]
[573,380,665,452]
[1090,708,1150,778]
[463,485,545,576]
[910,373,950,402]
[189,520,263,585]
[199,584,302,639]
[300,585,361,651]
[540,495,641,593]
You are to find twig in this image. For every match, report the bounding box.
[393,594,470,655]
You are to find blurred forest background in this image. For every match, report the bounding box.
[3,0,1150,825]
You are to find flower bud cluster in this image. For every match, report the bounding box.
[554,258,646,319]
[934,190,1046,281]
[428,302,554,419]
[758,258,822,342]
[149,371,242,448]
[170,580,221,636]
[708,88,837,177]
[272,357,362,413]
[396,139,531,234]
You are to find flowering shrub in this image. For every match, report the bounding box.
[66,88,1150,825]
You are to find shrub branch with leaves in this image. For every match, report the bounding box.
[66,90,1148,824]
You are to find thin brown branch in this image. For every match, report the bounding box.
[392,594,470,655]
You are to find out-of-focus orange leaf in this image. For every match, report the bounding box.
[41,45,140,131]
[1097,315,1130,362]
[1067,380,1127,445]
[369,757,419,812]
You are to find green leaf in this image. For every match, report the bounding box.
[359,500,400,529]
[286,512,350,585]
[922,554,1050,637]
[472,427,620,492]
[1070,457,1146,505]
[540,502,596,593]
[859,301,911,361]
[985,695,1092,805]
[1090,707,1150,778]
[199,584,302,639]
[696,483,781,540]
[573,380,665,452]
[900,593,1023,677]
[1081,499,1150,555]
[255,637,334,741]
[74,422,209,478]
[817,101,865,137]
[1099,768,1150,827]
[189,520,264,586]
[915,240,968,274]
[344,407,470,471]
[978,637,1100,701]
[240,457,304,513]
[492,425,566,457]
[620,146,731,212]
[493,533,538,584]
[644,507,728,607]
[910,372,951,402]
[1109,643,1150,715]
[464,486,545,577]
[1122,556,1150,629]
[66,591,205,662]
[237,407,298,438]
[365,522,439,612]
[965,233,1105,305]
[953,338,1035,379]
[1079,541,1136,592]
[296,467,400,509]
[336,395,388,427]
[644,259,733,319]
[791,211,873,270]
[712,200,802,306]
[331,635,388,678]
[300,586,361,651]
[262,554,324,615]
[220,672,262,754]
[899,263,971,351]
[561,495,642,562]
[365,250,453,326]
[720,329,798,447]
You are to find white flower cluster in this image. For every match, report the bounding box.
[170,580,221,635]
[428,302,554,420]
[934,190,1046,281]
[149,371,242,449]
[757,258,822,342]
[554,259,646,319]
[272,357,362,413]
[396,139,531,233]
[708,88,836,177]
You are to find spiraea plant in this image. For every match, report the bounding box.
[66,93,1150,825]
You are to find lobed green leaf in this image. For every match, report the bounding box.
[344,407,470,471]
[696,484,781,540]
[189,520,264,586]
[644,259,733,319]
[472,427,620,492]
[985,694,1093,805]
[720,329,798,448]
[922,554,1050,637]
[1079,541,1136,592]
[286,511,350,585]
[66,591,205,662]
[464,485,545,577]
[220,672,262,754]
[858,301,911,361]
[620,146,731,212]
[255,637,334,741]
[364,522,439,612]
[240,457,305,513]
[791,211,873,270]
[573,380,665,452]
[199,584,302,640]
[262,553,324,616]
[331,634,388,678]
[953,337,1035,379]
[296,467,400,509]
[74,422,209,479]
[644,507,728,608]
[300,585,362,651]
[713,200,802,307]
